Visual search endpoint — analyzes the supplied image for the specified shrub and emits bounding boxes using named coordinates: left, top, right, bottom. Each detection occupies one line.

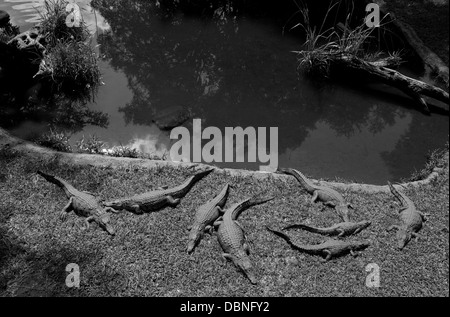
left=44, top=40, right=101, bottom=101
left=293, top=2, right=400, bottom=79
left=104, top=145, right=140, bottom=158
left=39, top=0, right=89, bottom=47
left=38, top=0, right=101, bottom=103
left=35, top=128, right=72, bottom=152
left=75, top=134, right=105, bottom=154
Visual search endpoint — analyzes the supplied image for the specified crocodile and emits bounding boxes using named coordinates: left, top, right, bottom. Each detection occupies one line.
left=104, top=168, right=214, bottom=214
left=266, top=226, right=370, bottom=261
left=283, top=220, right=371, bottom=238
left=278, top=167, right=353, bottom=222
left=37, top=171, right=117, bottom=235
left=387, top=182, right=428, bottom=250
left=186, top=183, right=231, bottom=254
left=215, top=196, right=275, bottom=285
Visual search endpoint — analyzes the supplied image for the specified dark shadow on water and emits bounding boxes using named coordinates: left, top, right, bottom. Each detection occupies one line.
left=2, top=0, right=447, bottom=184
left=86, top=0, right=449, bottom=183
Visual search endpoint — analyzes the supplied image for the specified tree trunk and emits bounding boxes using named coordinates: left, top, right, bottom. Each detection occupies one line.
left=330, top=54, right=449, bottom=114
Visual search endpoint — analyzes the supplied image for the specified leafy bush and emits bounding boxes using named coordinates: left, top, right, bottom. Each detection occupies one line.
left=35, top=129, right=72, bottom=152
left=75, top=134, right=105, bottom=154
left=293, top=3, right=400, bottom=79
left=38, top=0, right=101, bottom=103
left=44, top=40, right=101, bottom=101
left=39, top=0, right=89, bottom=47
left=104, top=145, right=140, bottom=158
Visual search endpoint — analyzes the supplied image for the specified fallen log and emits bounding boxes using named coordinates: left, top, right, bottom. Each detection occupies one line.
left=387, top=13, right=449, bottom=88
left=329, top=54, right=449, bottom=113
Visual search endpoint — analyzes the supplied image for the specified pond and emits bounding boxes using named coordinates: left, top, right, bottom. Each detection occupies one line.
left=1, top=0, right=448, bottom=184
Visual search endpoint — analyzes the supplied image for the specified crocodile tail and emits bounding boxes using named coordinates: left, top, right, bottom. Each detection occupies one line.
left=230, top=196, right=275, bottom=220
left=37, top=171, right=75, bottom=198
left=37, top=171, right=64, bottom=187
left=279, top=168, right=315, bottom=192
left=215, top=183, right=231, bottom=208
left=388, top=181, right=406, bottom=206
left=283, top=223, right=319, bottom=233
left=193, top=168, right=215, bottom=182
left=182, top=168, right=214, bottom=194
left=266, top=226, right=294, bottom=245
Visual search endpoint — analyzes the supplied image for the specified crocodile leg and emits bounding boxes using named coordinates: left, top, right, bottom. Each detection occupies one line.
left=411, top=232, right=421, bottom=241
left=243, top=243, right=250, bottom=255
left=324, top=201, right=336, bottom=208
left=213, top=217, right=223, bottom=229
left=131, top=204, right=143, bottom=214
left=417, top=211, right=429, bottom=222
left=84, top=216, right=94, bottom=230
left=311, top=191, right=319, bottom=203
left=221, top=253, right=232, bottom=266
left=166, top=196, right=181, bottom=207
left=323, top=250, right=332, bottom=261
left=350, top=250, right=358, bottom=257
left=60, top=197, right=74, bottom=220
left=104, top=206, right=120, bottom=214
left=387, top=225, right=400, bottom=232
left=204, top=225, right=216, bottom=235
left=337, top=229, right=345, bottom=238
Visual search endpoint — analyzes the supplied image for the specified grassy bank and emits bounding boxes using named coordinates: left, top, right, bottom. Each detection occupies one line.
left=0, top=144, right=448, bottom=296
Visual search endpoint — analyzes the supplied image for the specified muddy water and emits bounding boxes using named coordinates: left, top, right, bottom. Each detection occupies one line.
left=1, top=0, right=448, bottom=184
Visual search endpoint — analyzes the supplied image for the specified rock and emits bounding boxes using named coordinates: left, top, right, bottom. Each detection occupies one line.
left=152, top=105, right=192, bottom=131
left=0, top=10, right=10, bottom=27
left=8, top=27, right=46, bottom=56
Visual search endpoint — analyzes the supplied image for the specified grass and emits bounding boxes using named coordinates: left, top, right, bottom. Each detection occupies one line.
left=407, top=142, right=449, bottom=182
left=37, top=0, right=101, bottom=103
left=35, top=129, right=167, bottom=160
left=44, top=40, right=101, bottom=102
left=292, top=1, right=401, bottom=79
left=0, top=146, right=448, bottom=297
left=39, top=0, right=89, bottom=47
left=35, top=129, right=73, bottom=153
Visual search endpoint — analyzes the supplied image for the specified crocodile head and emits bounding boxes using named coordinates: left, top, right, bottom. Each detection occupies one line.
left=335, top=203, right=352, bottom=220
left=186, top=225, right=202, bottom=254
left=98, top=213, right=115, bottom=235
left=354, top=240, right=371, bottom=251
left=396, top=228, right=411, bottom=250
left=359, top=220, right=372, bottom=230
left=104, top=200, right=123, bottom=210
left=234, top=252, right=258, bottom=285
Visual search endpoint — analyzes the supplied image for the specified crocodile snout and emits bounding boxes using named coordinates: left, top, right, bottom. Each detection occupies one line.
left=186, top=241, right=196, bottom=254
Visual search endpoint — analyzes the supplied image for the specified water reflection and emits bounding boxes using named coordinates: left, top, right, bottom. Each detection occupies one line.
left=1, top=0, right=448, bottom=184
left=3, top=0, right=110, bottom=33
